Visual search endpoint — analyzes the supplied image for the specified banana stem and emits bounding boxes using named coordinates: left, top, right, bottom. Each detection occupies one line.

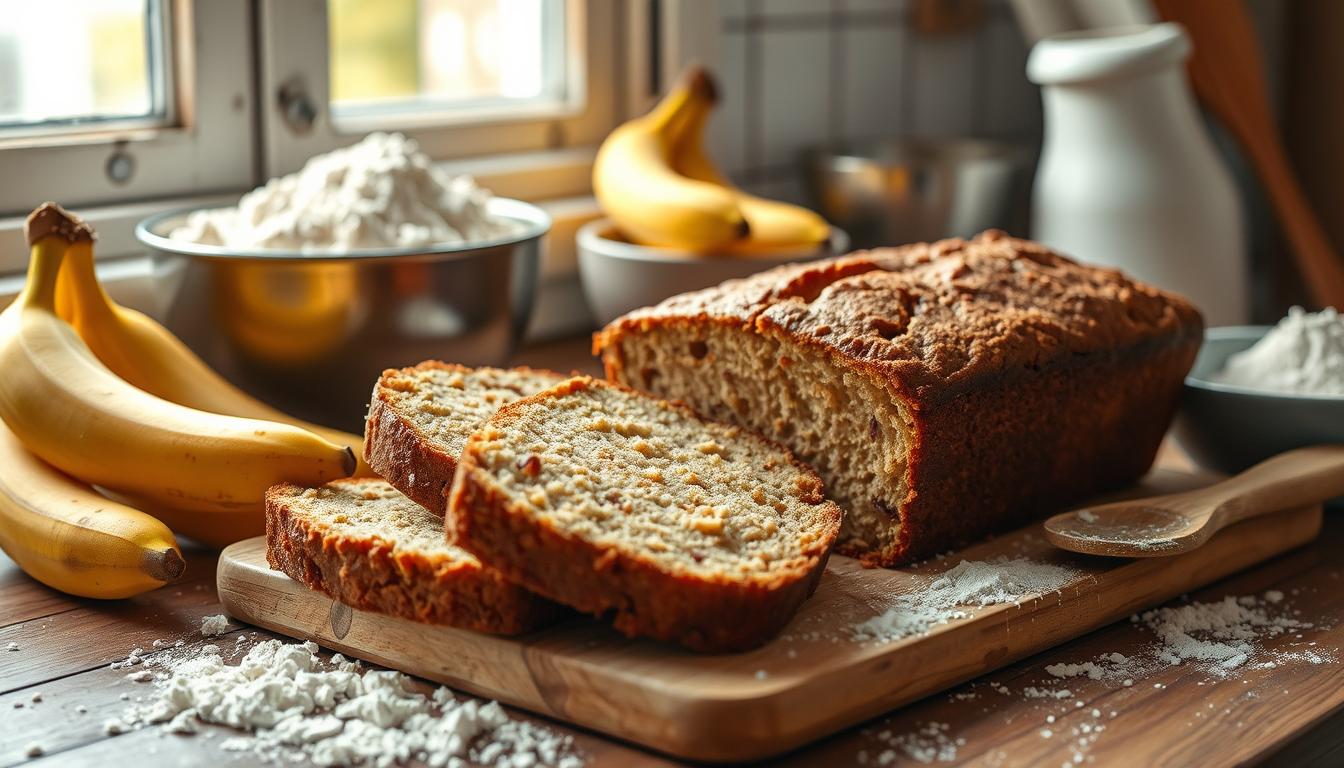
left=21, top=203, right=93, bottom=312
left=645, top=67, right=717, bottom=136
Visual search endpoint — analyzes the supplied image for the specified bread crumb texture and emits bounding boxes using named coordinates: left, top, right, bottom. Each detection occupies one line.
left=469, top=378, right=838, bottom=579
left=278, top=480, right=457, bottom=557
left=377, top=363, right=566, bottom=460
left=266, top=479, right=558, bottom=634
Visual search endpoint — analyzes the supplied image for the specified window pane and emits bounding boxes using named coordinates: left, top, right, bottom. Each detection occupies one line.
left=0, top=0, right=167, bottom=131
left=329, top=0, right=567, bottom=121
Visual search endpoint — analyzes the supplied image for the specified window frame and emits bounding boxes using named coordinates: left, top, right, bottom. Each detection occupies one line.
left=256, top=0, right=621, bottom=180
left=0, top=0, right=256, bottom=220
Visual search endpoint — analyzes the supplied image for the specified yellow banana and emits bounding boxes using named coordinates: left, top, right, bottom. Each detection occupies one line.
left=98, top=489, right=265, bottom=549
left=667, top=69, right=831, bottom=254
left=0, top=204, right=356, bottom=518
left=593, top=68, right=749, bottom=250
left=0, top=422, right=184, bottom=599
left=54, top=239, right=372, bottom=476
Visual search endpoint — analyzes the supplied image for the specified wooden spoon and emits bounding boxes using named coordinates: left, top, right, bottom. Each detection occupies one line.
left=1045, top=445, right=1344, bottom=558
left=1154, top=0, right=1344, bottom=309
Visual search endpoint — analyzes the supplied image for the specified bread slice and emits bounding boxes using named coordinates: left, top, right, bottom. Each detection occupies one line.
left=447, top=376, right=843, bottom=652
left=266, top=478, right=561, bottom=634
left=364, top=362, right=568, bottom=514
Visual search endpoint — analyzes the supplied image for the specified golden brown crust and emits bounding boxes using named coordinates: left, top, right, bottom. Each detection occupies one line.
left=363, top=362, right=568, bottom=515
left=447, top=376, right=841, bottom=653
left=265, top=479, right=562, bottom=635
left=594, top=231, right=1204, bottom=566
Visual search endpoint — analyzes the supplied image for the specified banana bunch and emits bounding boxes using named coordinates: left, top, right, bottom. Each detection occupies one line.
left=54, top=237, right=371, bottom=474
left=593, top=66, right=830, bottom=254
left=0, top=203, right=361, bottom=598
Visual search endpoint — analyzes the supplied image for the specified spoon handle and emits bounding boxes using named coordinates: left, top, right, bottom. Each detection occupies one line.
left=1197, top=445, right=1344, bottom=527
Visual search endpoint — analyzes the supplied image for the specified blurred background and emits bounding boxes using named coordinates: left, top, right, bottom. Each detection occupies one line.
left=0, top=0, right=1339, bottom=337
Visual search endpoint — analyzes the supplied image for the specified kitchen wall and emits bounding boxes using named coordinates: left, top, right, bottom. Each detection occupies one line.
left=704, top=0, right=1041, bottom=204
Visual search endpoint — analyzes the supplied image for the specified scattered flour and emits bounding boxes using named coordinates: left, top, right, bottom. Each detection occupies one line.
left=853, top=558, right=1078, bottom=643
left=113, top=638, right=581, bottom=768
left=170, top=133, right=519, bottom=253
left=1139, top=593, right=1315, bottom=672
left=1029, top=591, right=1326, bottom=690
left=1022, top=687, right=1073, bottom=700
left=200, top=614, right=230, bottom=637
left=1210, top=306, right=1344, bottom=395
left=858, top=722, right=962, bottom=765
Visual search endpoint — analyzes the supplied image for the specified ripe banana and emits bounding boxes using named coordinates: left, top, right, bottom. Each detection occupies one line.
left=593, top=69, right=749, bottom=250
left=0, top=204, right=356, bottom=518
left=0, top=422, right=184, bottom=599
left=54, top=238, right=372, bottom=476
left=668, top=69, right=831, bottom=253
left=99, top=489, right=265, bottom=549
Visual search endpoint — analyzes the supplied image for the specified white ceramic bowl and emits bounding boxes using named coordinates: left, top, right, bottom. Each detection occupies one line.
left=577, top=219, right=850, bottom=325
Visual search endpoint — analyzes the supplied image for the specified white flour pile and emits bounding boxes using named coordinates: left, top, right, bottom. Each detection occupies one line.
left=107, top=632, right=581, bottom=768
left=852, top=558, right=1078, bottom=643
left=170, top=132, right=519, bottom=252
left=1211, top=306, right=1344, bottom=395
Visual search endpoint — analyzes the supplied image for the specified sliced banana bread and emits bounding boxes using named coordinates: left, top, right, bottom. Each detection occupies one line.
left=266, top=479, right=561, bottom=634
left=447, top=376, right=843, bottom=652
left=595, top=230, right=1203, bottom=566
left=364, top=363, right=567, bottom=514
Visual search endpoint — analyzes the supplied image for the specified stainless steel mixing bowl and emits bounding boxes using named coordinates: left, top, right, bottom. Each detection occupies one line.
left=801, top=139, right=1033, bottom=249
left=135, top=198, right=548, bottom=432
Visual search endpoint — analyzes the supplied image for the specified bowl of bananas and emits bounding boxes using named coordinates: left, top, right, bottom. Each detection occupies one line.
left=582, top=66, right=848, bottom=325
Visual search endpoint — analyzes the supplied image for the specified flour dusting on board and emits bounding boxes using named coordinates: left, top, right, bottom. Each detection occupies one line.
left=852, top=557, right=1078, bottom=643
left=109, top=634, right=582, bottom=767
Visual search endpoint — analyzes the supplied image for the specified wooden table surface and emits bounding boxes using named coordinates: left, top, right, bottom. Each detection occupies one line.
left=2, top=339, right=1342, bottom=767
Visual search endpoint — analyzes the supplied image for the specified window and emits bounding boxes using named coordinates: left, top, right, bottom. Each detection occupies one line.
left=0, top=0, right=628, bottom=274
left=329, top=0, right=573, bottom=128
left=259, top=0, right=615, bottom=177
left=0, top=0, right=254, bottom=223
left=0, top=0, right=170, bottom=136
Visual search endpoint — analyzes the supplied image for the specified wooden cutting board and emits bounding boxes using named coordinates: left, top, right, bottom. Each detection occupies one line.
left=216, top=471, right=1322, bottom=763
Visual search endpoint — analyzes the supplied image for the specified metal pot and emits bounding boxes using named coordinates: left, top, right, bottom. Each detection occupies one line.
left=135, top=198, right=548, bottom=432
left=801, top=139, right=1033, bottom=249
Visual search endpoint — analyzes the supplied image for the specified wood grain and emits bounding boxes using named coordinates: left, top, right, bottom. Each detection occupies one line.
left=217, top=481, right=1323, bottom=762
left=2, top=459, right=1342, bottom=765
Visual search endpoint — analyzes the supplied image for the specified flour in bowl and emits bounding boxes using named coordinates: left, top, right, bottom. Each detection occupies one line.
left=1211, top=306, right=1344, bottom=396
left=170, top=132, right=520, bottom=252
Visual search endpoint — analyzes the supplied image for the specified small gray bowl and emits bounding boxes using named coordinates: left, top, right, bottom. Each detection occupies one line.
left=1173, top=326, right=1344, bottom=474
left=577, top=219, right=849, bottom=326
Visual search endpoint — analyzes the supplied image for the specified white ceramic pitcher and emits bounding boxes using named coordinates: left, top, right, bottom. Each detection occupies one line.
left=1028, top=23, right=1248, bottom=325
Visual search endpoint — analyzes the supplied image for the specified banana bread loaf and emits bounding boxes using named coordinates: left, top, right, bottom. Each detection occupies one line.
left=266, top=479, right=560, bottom=634
left=364, top=363, right=567, bottom=514
left=447, top=376, right=843, bottom=652
left=594, top=230, right=1203, bottom=566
